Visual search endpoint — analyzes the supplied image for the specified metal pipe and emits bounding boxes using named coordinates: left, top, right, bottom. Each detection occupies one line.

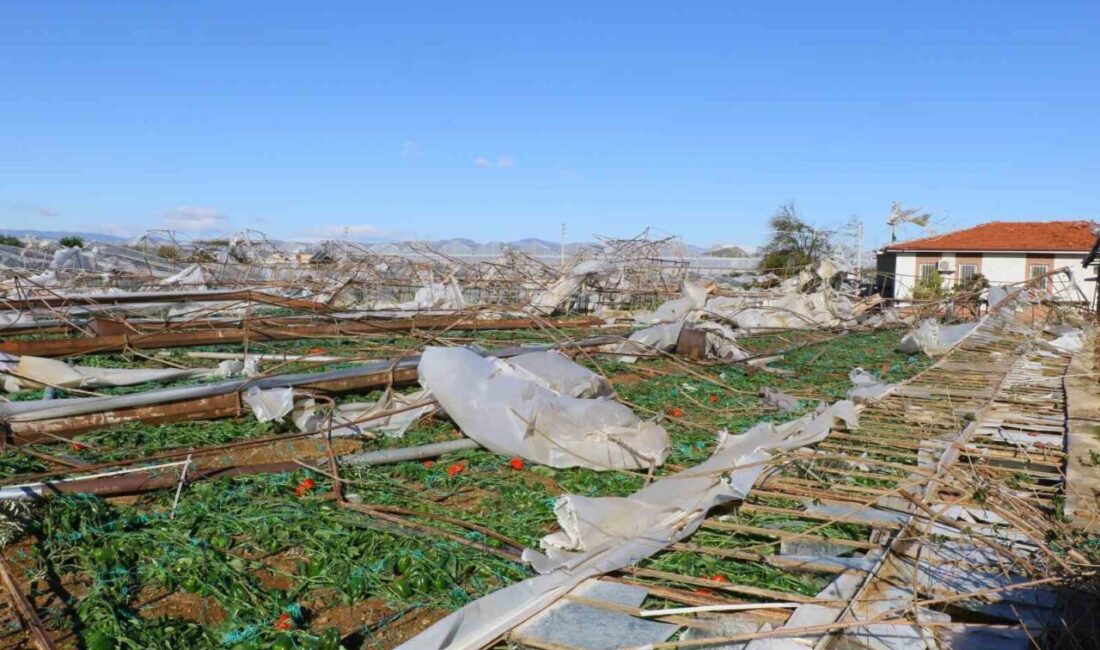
left=341, top=439, right=479, bottom=466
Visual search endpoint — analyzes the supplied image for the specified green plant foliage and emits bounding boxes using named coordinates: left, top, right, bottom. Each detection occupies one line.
left=759, top=202, right=833, bottom=276
left=8, top=327, right=945, bottom=646
left=912, top=269, right=948, bottom=301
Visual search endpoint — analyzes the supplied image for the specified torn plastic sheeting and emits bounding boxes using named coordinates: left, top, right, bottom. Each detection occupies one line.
left=724, top=291, right=853, bottom=331
left=398, top=279, right=466, bottom=311
left=681, top=617, right=770, bottom=650
left=503, top=350, right=614, bottom=398
left=741, top=555, right=879, bottom=649
left=166, top=301, right=247, bottom=321
left=531, top=401, right=858, bottom=570
left=1, top=340, right=584, bottom=422
left=759, top=387, right=800, bottom=412
left=243, top=386, right=295, bottom=422
left=293, top=388, right=439, bottom=438
left=418, top=346, right=668, bottom=470
left=50, top=246, right=97, bottom=270
left=803, top=500, right=910, bottom=527
left=982, top=428, right=1062, bottom=451
left=2, top=355, right=240, bottom=393
left=158, top=263, right=207, bottom=288
left=860, top=308, right=910, bottom=329
left=897, top=319, right=977, bottom=357
left=1048, top=329, right=1084, bottom=353
left=777, top=539, right=855, bottom=557
left=527, top=260, right=617, bottom=315
left=766, top=555, right=876, bottom=573
left=920, top=541, right=1003, bottom=567
left=396, top=400, right=857, bottom=650
left=987, top=285, right=1010, bottom=307
left=0, top=312, right=37, bottom=327
left=847, top=368, right=895, bottom=402
left=2, top=270, right=58, bottom=300
left=936, top=625, right=1034, bottom=650
left=694, top=321, right=750, bottom=362
left=513, top=579, right=679, bottom=650
left=614, top=321, right=683, bottom=363
left=905, top=560, right=1059, bottom=625
left=634, top=280, right=710, bottom=325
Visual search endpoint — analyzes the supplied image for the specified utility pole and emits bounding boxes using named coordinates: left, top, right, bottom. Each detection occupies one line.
left=856, top=217, right=863, bottom=287
left=560, top=222, right=566, bottom=270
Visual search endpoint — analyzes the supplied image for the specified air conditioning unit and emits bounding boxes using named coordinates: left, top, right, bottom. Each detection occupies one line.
left=937, top=259, right=953, bottom=273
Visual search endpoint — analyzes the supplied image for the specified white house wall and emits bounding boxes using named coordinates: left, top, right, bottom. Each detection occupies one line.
left=1055, top=255, right=1095, bottom=302
left=894, top=253, right=918, bottom=298
left=891, top=252, right=1093, bottom=303
left=980, top=254, right=1026, bottom=286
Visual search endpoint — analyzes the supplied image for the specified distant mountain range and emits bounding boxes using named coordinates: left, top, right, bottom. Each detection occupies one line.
left=0, top=228, right=127, bottom=243
left=369, top=238, right=755, bottom=257
left=0, top=229, right=757, bottom=258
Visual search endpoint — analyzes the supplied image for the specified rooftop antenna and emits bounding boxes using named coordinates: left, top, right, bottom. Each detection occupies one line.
left=887, top=202, right=931, bottom=242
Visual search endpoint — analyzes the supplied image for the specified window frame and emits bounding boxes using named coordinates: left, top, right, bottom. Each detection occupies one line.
left=1028, top=263, right=1050, bottom=288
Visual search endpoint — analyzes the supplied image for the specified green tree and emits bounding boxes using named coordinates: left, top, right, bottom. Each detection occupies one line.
left=0, top=235, right=23, bottom=247
left=760, top=202, right=833, bottom=276
left=58, top=236, right=85, bottom=248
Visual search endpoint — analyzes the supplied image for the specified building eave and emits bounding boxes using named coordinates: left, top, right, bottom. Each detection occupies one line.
left=882, top=248, right=1089, bottom=255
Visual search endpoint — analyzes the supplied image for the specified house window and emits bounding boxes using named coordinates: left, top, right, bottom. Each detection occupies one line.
left=919, top=263, right=937, bottom=281
left=1029, top=263, right=1049, bottom=288
left=958, top=264, right=978, bottom=282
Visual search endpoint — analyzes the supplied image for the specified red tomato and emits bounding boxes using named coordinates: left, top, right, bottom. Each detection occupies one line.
left=71, top=442, right=87, bottom=452
left=708, top=394, right=719, bottom=403
left=666, top=406, right=684, bottom=418
left=709, top=574, right=729, bottom=583
left=422, top=460, right=435, bottom=468
left=294, top=478, right=316, bottom=497
left=447, top=463, right=465, bottom=477
left=274, top=613, right=293, bottom=630
left=509, top=458, right=525, bottom=471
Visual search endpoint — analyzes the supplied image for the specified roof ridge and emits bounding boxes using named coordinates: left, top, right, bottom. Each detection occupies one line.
left=885, top=220, right=1097, bottom=253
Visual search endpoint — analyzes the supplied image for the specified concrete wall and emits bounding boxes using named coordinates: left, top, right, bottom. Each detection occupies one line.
left=891, top=251, right=1093, bottom=303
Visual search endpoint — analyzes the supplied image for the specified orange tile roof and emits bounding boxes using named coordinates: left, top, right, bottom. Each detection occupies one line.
left=886, top=220, right=1097, bottom=253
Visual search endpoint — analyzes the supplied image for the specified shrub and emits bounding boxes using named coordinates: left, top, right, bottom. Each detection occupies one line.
left=912, top=269, right=948, bottom=301
left=155, top=244, right=182, bottom=260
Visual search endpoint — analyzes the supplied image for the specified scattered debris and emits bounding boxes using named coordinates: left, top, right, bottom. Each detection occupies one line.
left=0, top=231, right=1095, bottom=649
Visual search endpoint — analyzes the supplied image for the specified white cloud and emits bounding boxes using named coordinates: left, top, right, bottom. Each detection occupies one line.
left=402, top=140, right=419, bottom=157
left=161, top=206, right=230, bottom=233
left=474, top=154, right=516, bottom=169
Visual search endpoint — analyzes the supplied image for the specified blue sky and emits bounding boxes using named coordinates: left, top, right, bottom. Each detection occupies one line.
left=1, top=2, right=1098, bottom=249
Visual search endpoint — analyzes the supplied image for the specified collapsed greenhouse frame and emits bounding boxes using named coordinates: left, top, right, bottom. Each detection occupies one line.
left=0, top=231, right=1096, bottom=650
